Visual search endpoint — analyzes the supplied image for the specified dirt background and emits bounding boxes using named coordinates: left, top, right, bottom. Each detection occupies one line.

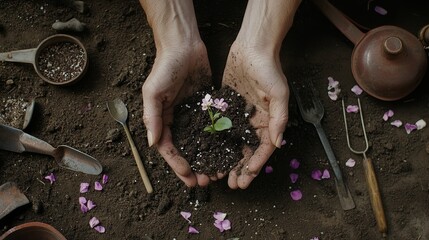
left=1, top=0, right=429, bottom=239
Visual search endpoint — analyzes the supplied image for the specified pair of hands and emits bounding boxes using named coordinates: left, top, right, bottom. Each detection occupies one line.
left=142, top=39, right=289, bottom=189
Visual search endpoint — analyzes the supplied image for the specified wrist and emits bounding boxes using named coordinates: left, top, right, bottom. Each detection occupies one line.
left=140, top=0, right=202, bottom=49
left=236, top=0, right=301, bottom=53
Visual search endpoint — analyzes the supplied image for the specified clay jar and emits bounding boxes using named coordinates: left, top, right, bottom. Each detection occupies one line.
left=313, top=0, right=428, bottom=101
left=0, top=222, right=66, bottom=240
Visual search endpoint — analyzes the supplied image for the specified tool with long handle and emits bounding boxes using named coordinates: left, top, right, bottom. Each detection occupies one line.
left=107, top=99, right=153, bottom=194
left=342, top=98, right=387, bottom=235
left=291, top=80, right=355, bottom=210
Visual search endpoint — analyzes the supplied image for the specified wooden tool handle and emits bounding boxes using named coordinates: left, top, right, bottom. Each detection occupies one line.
left=124, top=125, right=153, bottom=194
left=363, top=158, right=387, bottom=235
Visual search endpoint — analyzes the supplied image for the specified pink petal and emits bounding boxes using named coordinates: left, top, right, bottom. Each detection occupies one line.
left=346, top=105, right=359, bottom=113
left=281, top=139, right=287, bottom=146
left=405, top=123, right=417, bottom=134
left=289, top=173, right=299, bottom=183
left=221, top=219, right=231, bottom=231
left=213, top=212, right=227, bottom=221
left=416, top=119, right=426, bottom=130
left=390, top=120, right=402, bottom=127
left=265, top=166, right=273, bottom=174
left=328, top=91, right=339, bottom=101
left=383, top=110, right=394, bottom=121
left=327, top=77, right=339, bottom=90
left=79, top=197, right=87, bottom=205
left=87, top=200, right=96, bottom=210
left=321, top=169, right=330, bottom=179
left=188, top=226, right=199, bottom=234
left=374, top=6, right=387, bottom=15
left=180, top=211, right=192, bottom=223
left=102, top=174, right=108, bottom=184
left=289, top=159, right=300, bottom=169
left=44, top=173, right=56, bottom=184
left=311, top=237, right=320, bottom=240
left=80, top=203, right=88, bottom=213
left=311, top=169, right=322, bottom=181
left=290, top=190, right=302, bottom=201
left=345, top=158, right=356, bottom=167
left=89, top=217, right=100, bottom=228
left=80, top=182, right=90, bottom=193
left=94, top=181, right=103, bottom=191
left=351, top=85, right=363, bottom=95
left=214, top=220, right=224, bottom=232
left=94, top=225, right=105, bottom=233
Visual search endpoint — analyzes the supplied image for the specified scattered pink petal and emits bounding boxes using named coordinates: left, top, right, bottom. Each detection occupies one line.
left=281, top=139, right=287, bottom=146
left=321, top=169, right=330, bottom=179
left=390, top=120, right=402, bottom=127
left=310, top=237, right=320, bottom=240
left=213, top=212, right=227, bottom=221
left=383, top=110, right=394, bottom=121
left=44, top=173, right=56, bottom=184
left=374, top=5, right=387, bottom=15
left=79, top=197, right=87, bottom=205
left=89, top=217, right=100, bottom=228
left=221, top=219, right=231, bottom=231
left=80, top=182, right=90, bottom=193
left=102, top=174, right=108, bottom=184
left=345, top=158, right=356, bottom=167
left=290, top=159, right=300, bottom=169
left=311, top=169, right=322, bottom=181
left=346, top=105, right=359, bottom=113
left=265, top=166, right=273, bottom=174
left=327, top=77, right=339, bottom=90
left=351, top=85, right=363, bottom=95
left=416, top=119, right=426, bottom=130
left=87, top=200, right=96, bottom=210
left=289, top=173, right=299, bottom=183
left=94, top=225, right=105, bottom=233
left=290, top=190, right=302, bottom=201
left=328, top=88, right=341, bottom=101
left=94, top=181, right=103, bottom=191
left=405, top=123, right=417, bottom=134
left=180, top=211, right=192, bottom=223
left=188, top=226, right=199, bottom=234
left=80, top=203, right=88, bottom=213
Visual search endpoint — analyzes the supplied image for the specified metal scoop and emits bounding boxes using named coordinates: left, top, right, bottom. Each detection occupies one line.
left=0, top=124, right=102, bottom=175
left=107, top=98, right=153, bottom=193
left=291, top=80, right=355, bottom=210
left=342, top=98, right=387, bottom=235
left=0, top=182, right=29, bottom=220
left=0, top=34, right=88, bottom=86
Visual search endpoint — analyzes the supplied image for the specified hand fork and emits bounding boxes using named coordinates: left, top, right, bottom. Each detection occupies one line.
left=342, top=98, right=387, bottom=235
left=291, top=80, right=355, bottom=210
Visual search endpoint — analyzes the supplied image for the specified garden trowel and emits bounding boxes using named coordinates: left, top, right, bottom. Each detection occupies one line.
left=0, top=182, right=29, bottom=220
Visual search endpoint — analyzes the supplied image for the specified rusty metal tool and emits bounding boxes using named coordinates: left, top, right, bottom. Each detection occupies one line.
left=291, top=80, right=355, bottom=210
left=341, top=98, right=387, bottom=235
left=0, top=124, right=102, bottom=175
left=0, top=182, right=29, bottom=220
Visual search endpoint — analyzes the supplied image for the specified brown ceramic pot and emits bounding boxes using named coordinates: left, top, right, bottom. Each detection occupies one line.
left=0, top=222, right=66, bottom=240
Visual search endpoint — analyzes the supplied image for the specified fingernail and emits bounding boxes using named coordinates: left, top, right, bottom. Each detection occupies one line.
left=147, top=130, right=154, bottom=147
left=275, top=134, right=283, bottom=148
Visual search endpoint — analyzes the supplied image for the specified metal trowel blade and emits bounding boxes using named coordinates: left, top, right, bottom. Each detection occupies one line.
left=0, top=182, right=29, bottom=220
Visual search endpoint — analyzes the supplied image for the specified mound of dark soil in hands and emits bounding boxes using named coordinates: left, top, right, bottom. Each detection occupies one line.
left=172, top=86, right=259, bottom=175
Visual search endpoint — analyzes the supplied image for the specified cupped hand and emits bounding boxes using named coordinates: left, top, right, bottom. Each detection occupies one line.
left=142, top=41, right=212, bottom=187
left=222, top=41, right=290, bottom=189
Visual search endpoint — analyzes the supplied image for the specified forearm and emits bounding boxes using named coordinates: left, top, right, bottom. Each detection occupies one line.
left=139, top=0, right=201, bottom=49
left=237, top=0, right=302, bottom=54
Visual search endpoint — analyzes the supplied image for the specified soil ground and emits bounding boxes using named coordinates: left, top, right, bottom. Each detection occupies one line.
left=1, top=0, right=429, bottom=239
